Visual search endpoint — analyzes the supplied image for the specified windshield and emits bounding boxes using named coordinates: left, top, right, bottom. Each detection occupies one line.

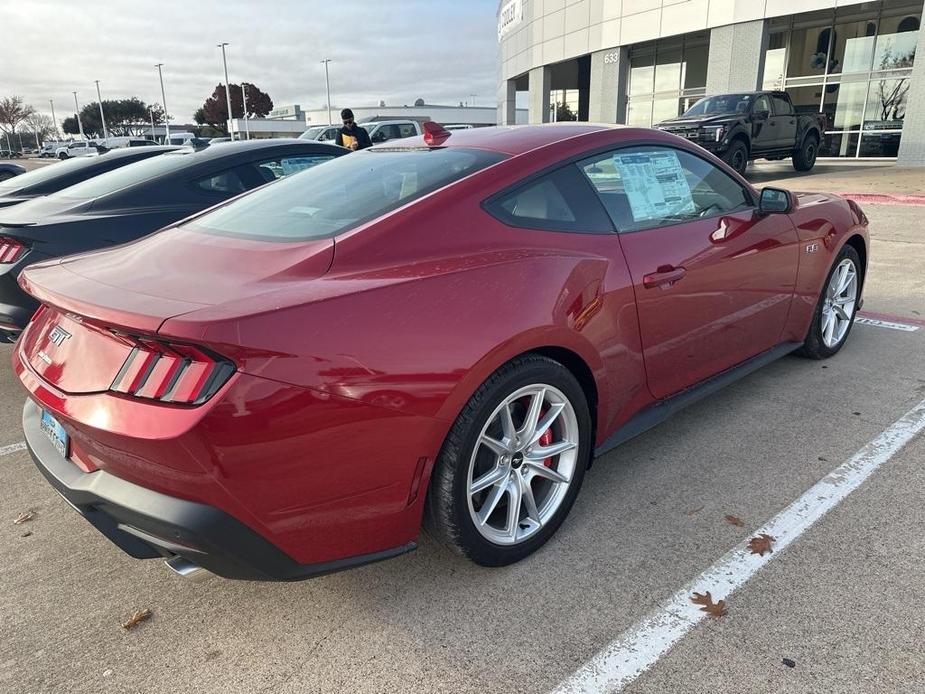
left=683, top=94, right=755, bottom=117
left=0, top=157, right=101, bottom=194
left=188, top=147, right=506, bottom=241
left=299, top=127, right=327, bottom=140
left=50, top=151, right=191, bottom=200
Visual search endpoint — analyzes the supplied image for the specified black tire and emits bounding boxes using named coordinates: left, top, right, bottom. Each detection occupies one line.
left=58, top=152, right=67, bottom=160
left=793, top=132, right=819, bottom=172
left=796, top=244, right=862, bottom=359
left=723, top=139, right=749, bottom=176
left=425, top=354, right=592, bottom=566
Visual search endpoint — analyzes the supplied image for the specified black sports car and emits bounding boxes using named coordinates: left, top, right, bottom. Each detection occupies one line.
left=0, top=147, right=178, bottom=209
left=0, top=139, right=345, bottom=338
left=0, top=163, right=26, bottom=182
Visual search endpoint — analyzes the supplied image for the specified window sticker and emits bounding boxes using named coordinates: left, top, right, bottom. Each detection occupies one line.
left=612, top=150, right=695, bottom=222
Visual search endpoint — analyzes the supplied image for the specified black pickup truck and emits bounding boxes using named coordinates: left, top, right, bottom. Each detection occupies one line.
left=655, top=91, right=825, bottom=175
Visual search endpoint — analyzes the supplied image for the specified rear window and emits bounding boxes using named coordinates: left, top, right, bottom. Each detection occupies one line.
left=50, top=151, right=191, bottom=200
left=187, top=147, right=506, bottom=241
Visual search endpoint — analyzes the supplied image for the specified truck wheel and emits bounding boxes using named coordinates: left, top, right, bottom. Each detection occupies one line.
left=793, top=133, right=819, bottom=172
left=722, top=140, right=748, bottom=176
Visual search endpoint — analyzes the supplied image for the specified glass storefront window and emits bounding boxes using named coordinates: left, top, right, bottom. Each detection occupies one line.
left=830, top=19, right=878, bottom=74
left=860, top=131, right=903, bottom=157
left=629, top=51, right=655, bottom=96
left=683, top=43, right=708, bottom=89
left=787, top=85, right=825, bottom=116
left=654, top=47, right=683, bottom=92
left=826, top=81, right=868, bottom=131
left=652, top=97, right=681, bottom=123
left=820, top=132, right=860, bottom=157
left=626, top=99, right=653, bottom=127
left=763, top=33, right=787, bottom=89
left=864, top=77, right=910, bottom=130
left=873, top=14, right=920, bottom=70
left=787, top=25, right=832, bottom=78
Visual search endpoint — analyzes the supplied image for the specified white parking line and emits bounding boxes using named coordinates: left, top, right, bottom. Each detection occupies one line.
left=553, top=397, right=925, bottom=694
left=0, top=442, right=26, bottom=456
left=855, top=317, right=920, bottom=332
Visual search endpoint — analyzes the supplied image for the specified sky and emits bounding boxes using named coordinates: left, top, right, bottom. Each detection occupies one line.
left=3, top=0, right=500, bottom=125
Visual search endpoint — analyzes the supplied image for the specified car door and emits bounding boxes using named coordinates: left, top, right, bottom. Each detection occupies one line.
left=578, top=145, right=800, bottom=399
left=771, top=93, right=798, bottom=149
left=750, top=95, right=776, bottom=153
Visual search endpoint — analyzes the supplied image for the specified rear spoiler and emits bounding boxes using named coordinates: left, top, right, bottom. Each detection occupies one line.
left=18, top=260, right=206, bottom=334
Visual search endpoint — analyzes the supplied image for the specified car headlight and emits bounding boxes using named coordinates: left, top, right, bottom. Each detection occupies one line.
left=703, top=125, right=727, bottom=142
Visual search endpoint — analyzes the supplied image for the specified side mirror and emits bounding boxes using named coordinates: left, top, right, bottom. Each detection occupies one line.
left=759, top=187, right=792, bottom=214
left=753, top=110, right=770, bottom=121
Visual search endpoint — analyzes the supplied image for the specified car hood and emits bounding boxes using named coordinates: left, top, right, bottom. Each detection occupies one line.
left=657, top=113, right=740, bottom=128
left=19, top=225, right=336, bottom=333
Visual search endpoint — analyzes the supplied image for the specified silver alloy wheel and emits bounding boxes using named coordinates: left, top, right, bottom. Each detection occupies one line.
left=466, top=384, right=580, bottom=546
left=821, top=258, right=858, bottom=348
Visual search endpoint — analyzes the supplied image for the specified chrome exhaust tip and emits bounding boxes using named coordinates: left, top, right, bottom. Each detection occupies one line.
left=164, top=555, right=212, bottom=583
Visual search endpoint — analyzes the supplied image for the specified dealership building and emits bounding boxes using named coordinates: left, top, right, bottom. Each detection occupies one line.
left=497, top=0, right=925, bottom=164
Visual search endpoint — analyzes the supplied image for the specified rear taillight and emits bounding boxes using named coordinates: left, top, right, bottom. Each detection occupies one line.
left=0, top=236, right=26, bottom=263
left=110, top=336, right=234, bottom=405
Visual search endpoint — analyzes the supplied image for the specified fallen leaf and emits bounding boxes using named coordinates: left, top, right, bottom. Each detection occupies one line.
left=782, top=658, right=796, bottom=668
left=13, top=510, right=34, bottom=525
left=748, top=533, right=775, bottom=556
left=121, top=608, right=152, bottom=630
left=691, top=591, right=727, bottom=618
left=724, top=514, right=745, bottom=527
left=685, top=505, right=704, bottom=516
left=20, top=531, right=32, bottom=538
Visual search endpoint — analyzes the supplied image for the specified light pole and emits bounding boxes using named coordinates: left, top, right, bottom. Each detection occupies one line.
left=468, top=94, right=477, bottom=107
left=72, top=91, right=85, bottom=139
left=49, top=99, right=59, bottom=138
left=155, top=63, right=171, bottom=141
left=321, top=59, right=332, bottom=126
left=241, top=83, right=250, bottom=140
left=149, top=104, right=156, bottom=142
left=94, top=80, right=109, bottom=139
left=218, top=43, right=235, bottom=140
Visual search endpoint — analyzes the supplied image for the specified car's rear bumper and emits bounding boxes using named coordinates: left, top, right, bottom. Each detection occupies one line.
left=22, top=399, right=415, bottom=581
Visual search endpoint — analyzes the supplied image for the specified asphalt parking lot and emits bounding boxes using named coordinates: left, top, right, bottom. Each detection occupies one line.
left=2, top=177, right=924, bottom=693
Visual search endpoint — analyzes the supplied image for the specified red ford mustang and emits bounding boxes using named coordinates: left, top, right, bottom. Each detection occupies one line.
left=14, top=124, right=869, bottom=580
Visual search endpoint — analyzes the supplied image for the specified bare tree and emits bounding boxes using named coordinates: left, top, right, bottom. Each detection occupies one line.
left=0, top=96, right=36, bottom=139
left=23, top=112, right=56, bottom=146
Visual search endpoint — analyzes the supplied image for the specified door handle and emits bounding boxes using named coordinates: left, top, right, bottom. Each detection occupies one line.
left=643, top=265, right=687, bottom=289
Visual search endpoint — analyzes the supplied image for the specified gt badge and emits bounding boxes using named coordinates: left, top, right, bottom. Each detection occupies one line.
left=48, top=325, right=72, bottom=347
left=805, top=243, right=819, bottom=254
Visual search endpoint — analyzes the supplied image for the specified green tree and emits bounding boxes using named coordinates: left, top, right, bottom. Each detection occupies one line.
left=62, top=98, right=168, bottom=137
left=195, top=83, right=273, bottom=134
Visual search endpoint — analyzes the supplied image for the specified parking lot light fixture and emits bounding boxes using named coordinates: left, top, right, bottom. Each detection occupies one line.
left=218, top=43, right=234, bottom=140
left=155, top=63, right=171, bottom=141
left=49, top=99, right=59, bottom=138
left=72, top=91, right=85, bottom=140
left=321, top=59, right=332, bottom=126
left=94, top=80, right=109, bottom=139
left=241, top=83, right=250, bottom=140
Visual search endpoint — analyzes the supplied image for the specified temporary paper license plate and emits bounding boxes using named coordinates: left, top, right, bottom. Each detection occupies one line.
left=40, top=409, right=69, bottom=458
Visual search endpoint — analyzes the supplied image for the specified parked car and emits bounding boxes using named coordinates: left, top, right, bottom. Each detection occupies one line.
left=209, top=137, right=232, bottom=144
left=444, top=124, right=475, bottom=130
left=0, top=150, right=23, bottom=159
left=11, top=123, right=869, bottom=581
left=97, top=137, right=159, bottom=150
left=0, top=139, right=344, bottom=338
left=0, top=163, right=26, bottom=182
left=298, top=125, right=340, bottom=143
left=165, top=132, right=197, bottom=146
left=655, top=90, right=825, bottom=175
left=0, top=146, right=178, bottom=210
left=362, top=120, right=422, bottom=144
left=39, top=143, right=64, bottom=158
left=55, top=141, right=99, bottom=159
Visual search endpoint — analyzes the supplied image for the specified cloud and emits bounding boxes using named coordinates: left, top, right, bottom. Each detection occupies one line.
left=3, top=0, right=499, bottom=124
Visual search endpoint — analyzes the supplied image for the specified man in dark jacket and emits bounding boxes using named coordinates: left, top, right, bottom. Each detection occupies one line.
left=335, top=109, right=372, bottom=151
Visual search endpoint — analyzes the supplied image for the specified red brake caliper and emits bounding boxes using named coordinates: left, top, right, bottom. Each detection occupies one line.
left=537, top=408, right=554, bottom=468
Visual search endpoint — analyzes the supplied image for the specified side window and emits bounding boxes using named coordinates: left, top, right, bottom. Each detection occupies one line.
left=486, top=165, right=613, bottom=234
left=771, top=94, right=793, bottom=116
left=753, top=95, right=772, bottom=115
left=319, top=128, right=338, bottom=142
left=196, top=170, right=246, bottom=194
left=579, top=146, right=753, bottom=233
left=256, top=155, right=335, bottom=180
left=397, top=123, right=417, bottom=138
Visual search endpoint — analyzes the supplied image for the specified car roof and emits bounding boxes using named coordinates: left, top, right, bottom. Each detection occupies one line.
left=184, top=138, right=341, bottom=161
left=370, top=123, right=620, bottom=157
